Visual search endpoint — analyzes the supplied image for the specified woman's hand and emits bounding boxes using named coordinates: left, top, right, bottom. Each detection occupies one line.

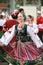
left=0, top=42, right=4, bottom=46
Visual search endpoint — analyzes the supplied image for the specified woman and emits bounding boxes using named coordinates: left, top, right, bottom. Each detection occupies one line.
left=0, top=13, right=43, bottom=65
left=26, top=15, right=39, bottom=34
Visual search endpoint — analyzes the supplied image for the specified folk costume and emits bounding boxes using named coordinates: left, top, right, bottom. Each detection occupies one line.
left=0, top=23, right=43, bottom=65
left=0, top=19, right=19, bottom=64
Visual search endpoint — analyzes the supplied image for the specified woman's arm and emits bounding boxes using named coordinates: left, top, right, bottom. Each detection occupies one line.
left=27, top=26, right=43, bottom=48
left=0, top=25, right=15, bottom=46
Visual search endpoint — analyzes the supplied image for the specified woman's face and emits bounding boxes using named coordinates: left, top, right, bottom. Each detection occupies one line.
left=26, top=16, right=31, bottom=24
left=17, top=13, right=24, bottom=23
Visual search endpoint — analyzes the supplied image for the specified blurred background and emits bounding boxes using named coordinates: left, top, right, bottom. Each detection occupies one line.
left=0, top=0, right=43, bottom=22
left=0, top=0, right=43, bottom=13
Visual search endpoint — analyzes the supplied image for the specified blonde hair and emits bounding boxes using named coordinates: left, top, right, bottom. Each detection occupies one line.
left=28, top=15, right=34, bottom=21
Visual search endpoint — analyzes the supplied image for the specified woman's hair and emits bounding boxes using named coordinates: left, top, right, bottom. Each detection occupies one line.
left=28, top=15, right=34, bottom=21
left=0, top=15, right=3, bottom=19
left=11, top=14, right=18, bottom=19
left=19, top=8, right=24, bottom=12
left=11, top=11, right=19, bottom=19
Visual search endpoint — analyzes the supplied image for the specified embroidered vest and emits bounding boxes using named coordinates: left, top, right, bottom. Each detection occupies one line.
left=15, top=24, right=30, bottom=42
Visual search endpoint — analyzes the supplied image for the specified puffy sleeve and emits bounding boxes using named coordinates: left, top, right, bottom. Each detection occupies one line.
left=32, top=23, right=38, bottom=33
left=27, top=26, right=43, bottom=48
left=0, top=25, right=15, bottom=46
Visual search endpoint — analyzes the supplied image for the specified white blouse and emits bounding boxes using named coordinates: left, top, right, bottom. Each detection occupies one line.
left=0, top=24, right=43, bottom=48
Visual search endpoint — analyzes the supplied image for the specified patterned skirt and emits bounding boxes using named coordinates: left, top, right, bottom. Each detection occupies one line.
left=6, top=42, right=42, bottom=61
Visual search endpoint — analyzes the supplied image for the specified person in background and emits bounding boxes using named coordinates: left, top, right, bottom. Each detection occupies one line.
left=36, top=11, right=43, bottom=42
left=25, top=15, right=38, bottom=33
left=3, top=9, right=19, bottom=31
left=0, top=12, right=6, bottom=38
left=5, top=11, right=10, bottom=20
left=25, top=15, right=34, bottom=25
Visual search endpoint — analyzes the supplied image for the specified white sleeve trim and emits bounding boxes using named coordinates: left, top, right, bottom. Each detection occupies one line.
left=27, top=26, right=43, bottom=48
left=0, top=25, right=15, bottom=46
